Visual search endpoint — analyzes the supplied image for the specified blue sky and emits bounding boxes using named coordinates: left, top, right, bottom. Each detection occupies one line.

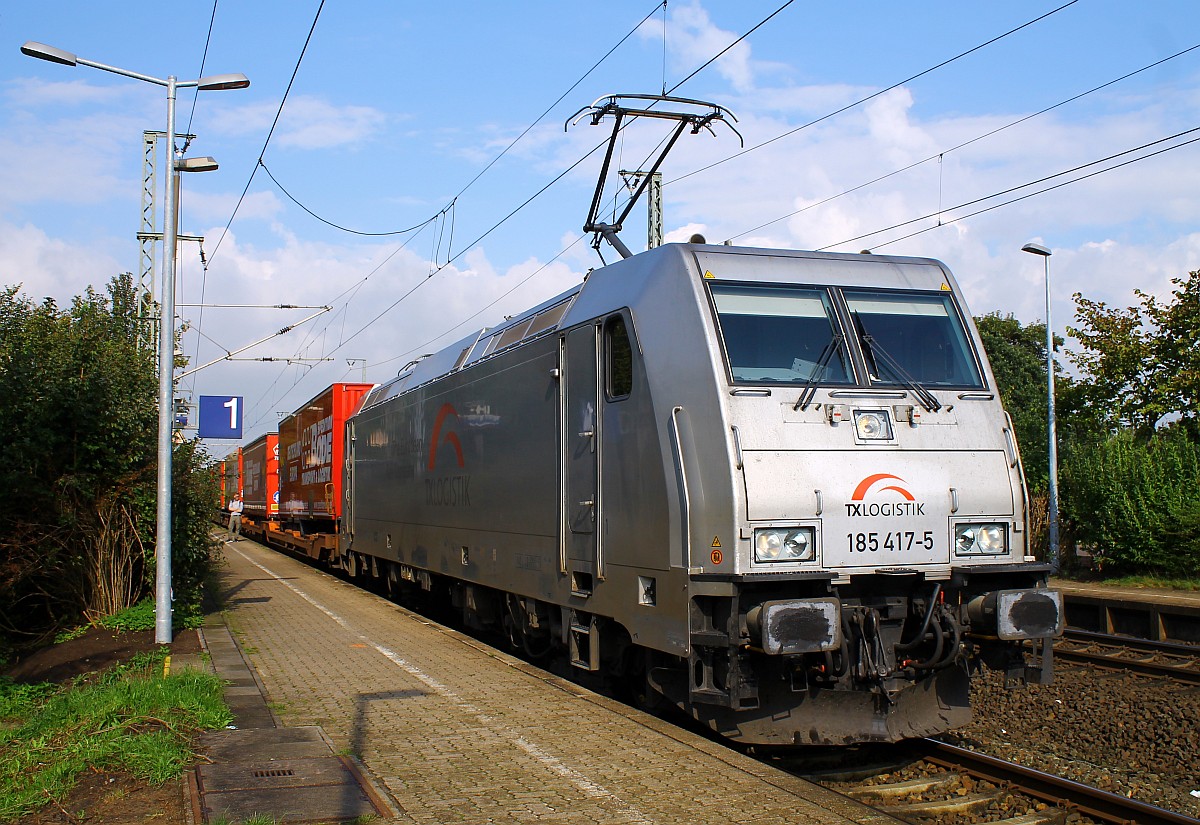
left=4, top=1, right=1200, bottom=446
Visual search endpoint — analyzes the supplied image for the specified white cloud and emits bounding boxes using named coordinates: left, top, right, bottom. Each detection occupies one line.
left=174, top=230, right=585, bottom=437
left=181, top=190, right=283, bottom=225
left=0, top=221, right=123, bottom=301
left=5, top=77, right=128, bottom=109
left=207, top=95, right=387, bottom=150
left=657, top=1, right=757, bottom=94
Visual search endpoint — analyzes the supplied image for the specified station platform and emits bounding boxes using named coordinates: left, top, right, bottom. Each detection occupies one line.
left=193, top=538, right=900, bottom=825
left=1052, top=577, right=1200, bottom=643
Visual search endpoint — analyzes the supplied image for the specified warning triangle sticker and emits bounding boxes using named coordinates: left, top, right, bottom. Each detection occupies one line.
left=711, top=536, right=722, bottom=548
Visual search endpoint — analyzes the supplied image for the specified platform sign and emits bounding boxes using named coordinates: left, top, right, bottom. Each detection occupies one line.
left=198, top=395, right=244, bottom=439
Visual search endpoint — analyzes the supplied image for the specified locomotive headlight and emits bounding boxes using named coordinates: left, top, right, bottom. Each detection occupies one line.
left=956, top=527, right=977, bottom=554
left=954, top=523, right=1008, bottom=555
left=754, top=527, right=816, bottom=563
left=853, top=409, right=893, bottom=441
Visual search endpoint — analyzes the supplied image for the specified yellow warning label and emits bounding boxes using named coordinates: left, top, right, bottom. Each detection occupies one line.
left=703, top=270, right=715, bottom=279
left=711, top=536, right=722, bottom=548
left=940, top=283, right=951, bottom=291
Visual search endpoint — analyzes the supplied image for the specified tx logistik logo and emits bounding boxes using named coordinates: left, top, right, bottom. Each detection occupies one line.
left=426, top=403, right=470, bottom=507
left=846, top=473, right=925, bottom=517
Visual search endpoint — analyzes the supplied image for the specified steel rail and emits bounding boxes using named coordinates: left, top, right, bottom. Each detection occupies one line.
left=1055, top=630, right=1200, bottom=685
left=1063, top=628, right=1200, bottom=654
left=916, top=739, right=1199, bottom=825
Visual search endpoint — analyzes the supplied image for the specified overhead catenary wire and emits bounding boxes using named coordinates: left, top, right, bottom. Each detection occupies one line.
left=259, top=160, right=449, bottom=237
left=819, top=125, right=1200, bottom=252
left=329, top=138, right=607, bottom=355
left=608, top=0, right=1085, bottom=245
left=610, top=1, right=800, bottom=232
left=252, top=2, right=666, bottom=241
left=665, top=0, right=1082, bottom=189
left=233, top=1, right=1086, bottom=433
left=665, top=0, right=796, bottom=96
left=187, top=0, right=329, bottom=411
left=242, top=132, right=610, bottom=431
left=372, top=233, right=590, bottom=372
left=725, top=40, right=1200, bottom=243
left=258, top=0, right=1065, bottom=409
left=180, top=0, right=220, bottom=155
left=177, top=307, right=332, bottom=380
left=206, top=0, right=328, bottom=266
left=237, top=2, right=667, bottom=430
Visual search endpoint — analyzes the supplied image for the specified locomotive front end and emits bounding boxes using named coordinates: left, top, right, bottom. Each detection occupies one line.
left=667, top=247, right=1062, bottom=745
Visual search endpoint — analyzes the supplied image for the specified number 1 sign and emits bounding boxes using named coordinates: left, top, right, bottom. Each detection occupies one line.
left=198, top=395, right=244, bottom=439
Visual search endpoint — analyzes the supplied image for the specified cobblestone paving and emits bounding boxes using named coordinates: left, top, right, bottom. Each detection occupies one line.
left=218, top=542, right=895, bottom=825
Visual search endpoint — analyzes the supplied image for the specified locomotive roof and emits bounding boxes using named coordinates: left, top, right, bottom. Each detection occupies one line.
left=358, top=242, right=960, bottom=412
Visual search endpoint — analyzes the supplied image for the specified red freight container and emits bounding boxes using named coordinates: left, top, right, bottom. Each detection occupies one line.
left=241, top=433, right=279, bottom=520
left=278, top=383, right=373, bottom=527
left=214, top=459, right=227, bottom=511
left=219, top=449, right=243, bottom=509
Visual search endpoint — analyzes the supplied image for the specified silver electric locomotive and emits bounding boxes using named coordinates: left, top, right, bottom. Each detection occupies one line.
left=340, top=241, right=1062, bottom=746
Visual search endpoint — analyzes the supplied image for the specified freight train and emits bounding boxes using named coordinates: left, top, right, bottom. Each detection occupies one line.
left=218, top=240, right=1063, bottom=746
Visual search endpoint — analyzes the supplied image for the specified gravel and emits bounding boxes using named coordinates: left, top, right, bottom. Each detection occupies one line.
left=938, top=661, right=1200, bottom=819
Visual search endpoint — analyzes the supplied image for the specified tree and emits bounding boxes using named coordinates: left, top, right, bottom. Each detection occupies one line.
left=976, top=313, right=1052, bottom=490
left=1067, top=270, right=1200, bottom=434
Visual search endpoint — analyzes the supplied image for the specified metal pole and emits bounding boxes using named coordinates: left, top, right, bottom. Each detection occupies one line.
left=20, top=42, right=247, bottom=646
left=1044, top=254, right=1060, bottom=574
left=155, top=76, right=178, bottom=644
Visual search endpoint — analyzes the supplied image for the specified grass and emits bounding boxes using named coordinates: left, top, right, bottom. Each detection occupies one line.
left=0, top=649, right=231, bottom=822
left=53, top=597, right=208, bottom=646
left=98, top=598, right=208, bottom=633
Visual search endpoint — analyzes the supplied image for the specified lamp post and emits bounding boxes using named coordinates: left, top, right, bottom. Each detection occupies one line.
left=21, top=41, right=249, bottom=643
left=1021, top=242, right=1058, bottom=575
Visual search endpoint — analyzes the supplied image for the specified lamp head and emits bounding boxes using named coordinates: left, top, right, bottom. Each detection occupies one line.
left=196, top=73, right=249, bottom=91
left=21, top=41, right=77, bottom=66
left=176, top=156, right=219, bottom=173
left=1021, top=242, right=1051, bottom=257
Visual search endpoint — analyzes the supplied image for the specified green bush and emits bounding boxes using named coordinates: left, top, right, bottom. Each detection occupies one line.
left=1062, top=427, right=1200, bottom=576
left=0, top=275, right=219, bottom=646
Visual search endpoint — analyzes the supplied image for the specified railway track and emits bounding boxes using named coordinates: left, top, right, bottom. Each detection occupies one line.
left=1054, top=629, right=1200, bottom=684
left=777, top=739, right=1199, bottom=825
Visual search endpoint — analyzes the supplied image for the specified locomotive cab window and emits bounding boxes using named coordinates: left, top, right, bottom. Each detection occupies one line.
left=710, top=283, right=852, bottom=384
left=605, top=314, right=633, bottom=400
left=843, top=290, right=984, bottom=388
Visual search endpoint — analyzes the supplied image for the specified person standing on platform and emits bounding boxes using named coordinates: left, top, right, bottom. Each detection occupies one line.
left=227, top=494, right=244, bottom=542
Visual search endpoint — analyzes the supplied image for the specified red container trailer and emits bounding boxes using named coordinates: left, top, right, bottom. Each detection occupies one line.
left=241, top=433, right=279, bottom=522
left=278, top=383, right=373, bottom=532
left=219, top=449, right=242, bottom=509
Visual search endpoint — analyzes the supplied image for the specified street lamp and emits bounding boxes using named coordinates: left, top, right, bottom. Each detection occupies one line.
left=21, top=41, right=249, bottom=643
left=1021, top=241, right=1059, bottom=575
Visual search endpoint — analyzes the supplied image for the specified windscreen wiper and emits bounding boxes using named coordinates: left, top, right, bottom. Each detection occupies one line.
left=793, top=334, right=844, bottom=411
left=851, top=313, right=942, bottom=413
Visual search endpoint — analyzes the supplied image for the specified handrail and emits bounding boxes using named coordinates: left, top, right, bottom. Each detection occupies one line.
left=669, top=406, right=692, bottom=566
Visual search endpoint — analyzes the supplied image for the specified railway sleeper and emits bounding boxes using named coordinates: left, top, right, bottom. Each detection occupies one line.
left=845, top=774, right=960, bottom=800
left=987, top=812, right=1068, bottom=825
left=876, top=789, right=1006, bottom=818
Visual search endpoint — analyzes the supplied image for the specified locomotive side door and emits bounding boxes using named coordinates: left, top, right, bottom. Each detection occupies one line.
left=560, top=321, right=602, bottom=591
